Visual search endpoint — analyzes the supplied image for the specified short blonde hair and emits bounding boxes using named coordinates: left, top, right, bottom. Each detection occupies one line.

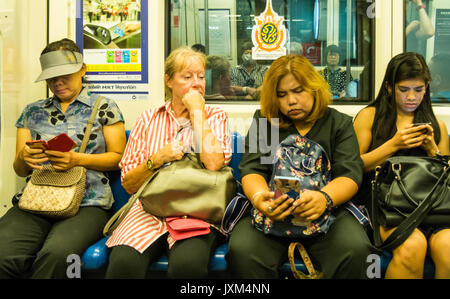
left=260, top=54, right=332, bottom=128
left=164, top=47, right=207, bottom=101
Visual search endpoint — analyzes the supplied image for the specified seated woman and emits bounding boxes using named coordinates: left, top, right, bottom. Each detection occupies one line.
left=0, top=38, right=126, bottom=278
left=226, top=54, right=373, bottom=279
left=353, top=52, right=450, bottom=279
left=105, top=47, right=232, bottom=279
left=319, top=45, right=353, bottom=99
left=230, top=41, right=268, bottom=99
left=204, top=55, right=235, bottom=100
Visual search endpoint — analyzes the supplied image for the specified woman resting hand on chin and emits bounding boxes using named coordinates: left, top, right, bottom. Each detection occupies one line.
left=105, top=47, right=232, bottom=279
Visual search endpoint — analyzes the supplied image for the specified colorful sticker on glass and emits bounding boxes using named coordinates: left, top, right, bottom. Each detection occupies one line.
left=252, top=0, right=287, bottom=60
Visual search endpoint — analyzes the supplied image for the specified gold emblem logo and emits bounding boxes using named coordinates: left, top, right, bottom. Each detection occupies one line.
left=252, top=0, right=287, bottom=60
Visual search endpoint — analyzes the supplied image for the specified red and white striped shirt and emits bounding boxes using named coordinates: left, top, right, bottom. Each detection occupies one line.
left=106, top=101, right=232, bottom=253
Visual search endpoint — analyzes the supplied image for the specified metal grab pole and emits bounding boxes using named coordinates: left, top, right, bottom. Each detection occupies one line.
left=204, top=0, right=209, bottom=55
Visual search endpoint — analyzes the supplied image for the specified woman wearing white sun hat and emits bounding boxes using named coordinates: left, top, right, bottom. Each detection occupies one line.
left=0, top=38, right=126, bottom=278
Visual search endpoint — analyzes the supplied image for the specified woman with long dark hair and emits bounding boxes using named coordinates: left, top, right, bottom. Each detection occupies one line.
left=354, top=52, right=450, bottom=278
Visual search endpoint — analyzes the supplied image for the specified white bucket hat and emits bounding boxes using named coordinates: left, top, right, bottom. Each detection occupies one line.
left=35, top=50, right=84, bottom=82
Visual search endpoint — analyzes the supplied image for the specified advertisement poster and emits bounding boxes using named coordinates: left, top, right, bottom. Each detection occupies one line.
left=434, top=9, right=450, bottom=56
left=76, top=0, right=148, bottom=100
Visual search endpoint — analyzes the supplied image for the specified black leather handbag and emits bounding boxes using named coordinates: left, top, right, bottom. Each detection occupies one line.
left=370, top=155, right=450, bottom=251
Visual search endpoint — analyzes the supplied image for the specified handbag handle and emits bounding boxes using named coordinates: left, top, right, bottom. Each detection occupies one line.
left=175, top=123, right=210, bottom=168
left=372, top=164, right=450, bottom=251
left=395, top=167, right=447, bottom=210
left=288, top=242, right=323, bottom=279
left=78, top=95, right=103, bottom=154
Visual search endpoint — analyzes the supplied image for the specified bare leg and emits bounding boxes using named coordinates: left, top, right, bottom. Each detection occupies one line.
left=380, top=227, right=427, bottom=279
left=429, top=229, right=450, bottom=279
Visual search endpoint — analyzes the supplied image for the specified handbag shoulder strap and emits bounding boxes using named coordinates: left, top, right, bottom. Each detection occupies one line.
left=79, top=95, right=103, bottom=153
left=373, top=166, right=450, bottom=251
left=103, top=194, right=138, bottom=236
left=103, top=168, right=160, bottom=236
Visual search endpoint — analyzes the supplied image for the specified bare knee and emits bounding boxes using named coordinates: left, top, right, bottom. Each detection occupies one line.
left=391, top=230, right=427, bottom=274
left=430, top=229, right=450, bottom=277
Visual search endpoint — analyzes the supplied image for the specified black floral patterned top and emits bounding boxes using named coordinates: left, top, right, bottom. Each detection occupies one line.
left=15, top=88, right=124, bottom=209
left=319, top=67, right=353, bottom=97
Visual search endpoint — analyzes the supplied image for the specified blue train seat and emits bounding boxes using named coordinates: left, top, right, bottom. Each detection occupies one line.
left=81, top=131, right=307, bottom=277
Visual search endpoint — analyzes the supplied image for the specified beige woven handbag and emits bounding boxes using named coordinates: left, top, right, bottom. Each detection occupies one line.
left=18, top=96, right=103, bottom=218
left=19, top=165, right=87, bottom=218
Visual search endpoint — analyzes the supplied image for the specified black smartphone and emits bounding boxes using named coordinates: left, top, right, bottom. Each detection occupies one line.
left=412, top=122, right=431, bottom=127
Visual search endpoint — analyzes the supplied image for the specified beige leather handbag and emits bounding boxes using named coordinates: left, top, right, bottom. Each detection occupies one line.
left=104, top=153, right=237, bottom=236
left=19, top=96, right=103, bottom=218
left=140, top=153, right=237, bottom=223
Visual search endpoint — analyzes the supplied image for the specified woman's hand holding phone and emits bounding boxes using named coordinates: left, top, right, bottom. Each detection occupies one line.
left=45, top=150, right=79, bottom=171
left=24, top=133, right=78, bottom=170
left=252, top=190, right=295, bottom=221
left=413, top=123, right=440, bottom=156
left=390, top=123, right=431, bottom=150
left=291, top=190, right=328, bottom=221
left=22, top=142, right=49, bottom=170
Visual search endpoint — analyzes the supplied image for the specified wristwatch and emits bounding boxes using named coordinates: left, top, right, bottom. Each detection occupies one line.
left=146, top=157, right=155, bottom=170
left=417, top=3, right=426, bottom=10
left=318, top=190, right=334, bottom=211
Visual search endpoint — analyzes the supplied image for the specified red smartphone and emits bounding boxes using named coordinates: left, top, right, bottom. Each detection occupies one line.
left=46, top=133, right=77, bottom=152
left=26, top=140, right=48, bottom=150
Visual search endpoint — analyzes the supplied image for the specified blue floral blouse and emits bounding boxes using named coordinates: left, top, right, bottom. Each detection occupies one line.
left=14, top=88, right=125, bottom=209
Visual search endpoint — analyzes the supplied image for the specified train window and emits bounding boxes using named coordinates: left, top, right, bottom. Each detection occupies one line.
left=406, top=0, right=450, bottom=103
left=168, top=0, right=374, bottom=103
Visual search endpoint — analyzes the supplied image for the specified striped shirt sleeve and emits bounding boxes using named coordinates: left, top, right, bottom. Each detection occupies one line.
left=118, top=109, right=152, bottom=180
left=206, top=107, right=232, bottom=165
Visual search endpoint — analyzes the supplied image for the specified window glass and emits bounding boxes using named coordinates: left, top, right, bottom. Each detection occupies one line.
left=169, top=0, right=374, bottom=103
left=406, top=0, right=450, bottom=103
